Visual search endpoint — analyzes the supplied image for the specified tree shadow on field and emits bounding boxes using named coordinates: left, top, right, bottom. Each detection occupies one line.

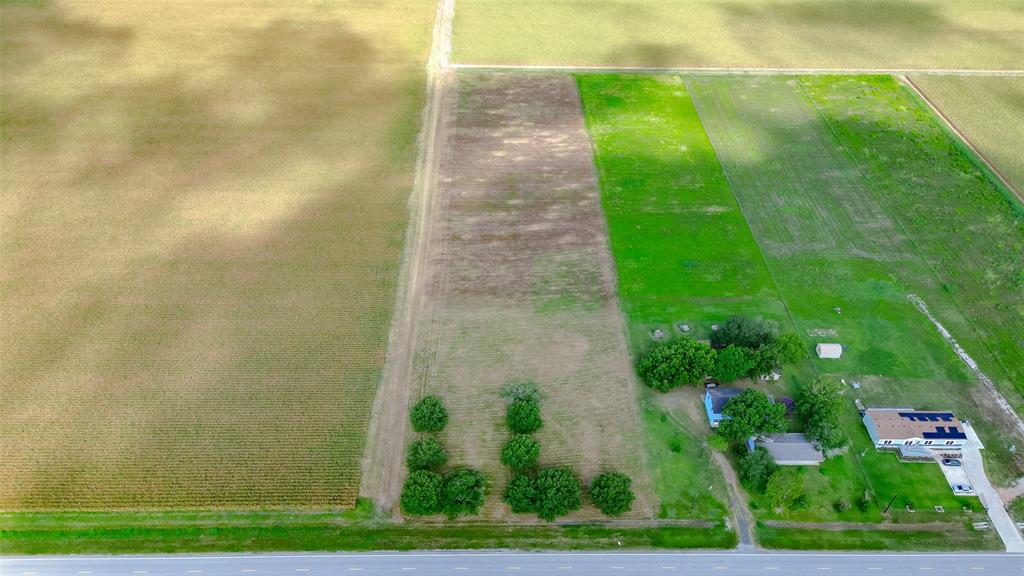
left=2, top=2, right=425, bottom=509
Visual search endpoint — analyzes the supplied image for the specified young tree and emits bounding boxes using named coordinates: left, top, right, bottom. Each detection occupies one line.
left=719, top=389, right=787, bottom=442
left=507, top=397, right=543, bottom=434
left=400, top=469, right=443, bottom=515
left=441, top=468, right=487, bottom=518
left=765, top=468, right=805, bottom=510
left=738, top=447, right=779, bottom=492
left=410, top=395, right=448, bottom=433
left=798, top=377, right=848, bottom=450
left=406, top=436, right=448, bottom=471
left=710, top=316, right=777, bottom=350
left=501, top=434, right=540, bottom=471
left=534, top=467, right=583, bottom=521
left=504, top=474, right=539, bottom=513
left=712, top=345, right=756, bottom=383
left=636, top=338, right=716, bottom=392
left=747, top=344, right=781, bottom=378
left=589, top=472, right=635, bottom=516
left=775, top=333, right=806, bottom=365
left=500, top=381, right=543, bottom=405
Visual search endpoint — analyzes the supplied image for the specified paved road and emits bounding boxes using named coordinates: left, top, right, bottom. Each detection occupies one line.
left=4, top=552, right=1023, bottom=576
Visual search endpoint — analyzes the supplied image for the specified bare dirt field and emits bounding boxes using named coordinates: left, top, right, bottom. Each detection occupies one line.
left=402, top=72, right=654, bottom=519
left=0, top=0, right=434, bottom=509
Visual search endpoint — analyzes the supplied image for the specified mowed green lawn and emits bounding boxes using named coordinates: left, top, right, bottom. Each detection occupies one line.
left=454, top=0, right=1024, bottom=70
left=578, top=74, right=1024, bottom=538
left=908, top=76, right=1024, bottom=204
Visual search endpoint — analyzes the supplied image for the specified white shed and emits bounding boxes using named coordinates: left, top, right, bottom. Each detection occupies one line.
left=816, top=343, right=843, bottom=359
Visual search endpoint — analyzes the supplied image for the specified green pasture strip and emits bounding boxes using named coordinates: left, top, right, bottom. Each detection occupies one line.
left=453, top=1, right=1024, bottom=71
left=755, top=524, right=1001, bottom=552
left=798, top=75, right=1024, bottom=407
left=0, top=519, right=736, bottom=555
left=577, top=74, right=787, bottom=345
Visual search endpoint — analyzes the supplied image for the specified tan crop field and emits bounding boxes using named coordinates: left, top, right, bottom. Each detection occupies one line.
left=408, top=72, right=654, bottom=519
left=0, top=0, right=435, bottom=509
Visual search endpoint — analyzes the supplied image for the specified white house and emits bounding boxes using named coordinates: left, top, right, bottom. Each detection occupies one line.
left=862, top=409, right=966, bottom=459
left=816, top=343, right=843, bottom=359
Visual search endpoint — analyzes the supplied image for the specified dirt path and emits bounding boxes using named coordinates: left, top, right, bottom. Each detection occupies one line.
left=712, top=451, right=756, bottom=548
left=358, top=0, right=455, bottom=517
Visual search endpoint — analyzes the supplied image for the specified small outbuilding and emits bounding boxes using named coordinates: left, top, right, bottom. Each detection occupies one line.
left=816, top=343, right=843, bottom=359
left=754, top=433, right=825, bottom=466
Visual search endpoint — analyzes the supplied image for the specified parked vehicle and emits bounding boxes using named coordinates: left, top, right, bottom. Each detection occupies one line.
left=942, top=458, right=962, bottom=467
left=953, top=484, right=974, bottom=494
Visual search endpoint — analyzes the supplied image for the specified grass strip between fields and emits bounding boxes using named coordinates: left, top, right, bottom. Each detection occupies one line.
left=755, top=524, right=1001, bottom=552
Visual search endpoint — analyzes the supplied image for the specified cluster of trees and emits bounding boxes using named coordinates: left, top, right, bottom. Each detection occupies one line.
left=499, top=382, right=634, bottom=519
left=637, top=317, right=805, bottom=392
left=401, top=396, right=487, bottom=518
left=797, top=377, right=848, bottom=451
left=719, top=389, right=787, bottom=443
left=738, top=447, right=807, bottom=511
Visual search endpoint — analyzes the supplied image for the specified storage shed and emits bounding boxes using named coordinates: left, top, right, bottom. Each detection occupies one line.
left=816, top=343, right=843, bottom=359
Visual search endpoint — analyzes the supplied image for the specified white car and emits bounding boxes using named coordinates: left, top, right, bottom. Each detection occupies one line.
left=953, top=484, right=974, bottom=495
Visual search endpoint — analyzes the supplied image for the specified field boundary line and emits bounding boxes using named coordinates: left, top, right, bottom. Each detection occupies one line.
left=453, top=63, right=1024, bottom=77
left=359, top=0, right=455, bottom=516
left=900, top=76, right=1024, bottom=205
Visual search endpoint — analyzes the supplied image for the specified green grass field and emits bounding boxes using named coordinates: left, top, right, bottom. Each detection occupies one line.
left=454, top=1, right=1024, bottom=70
left=907, top=76, right=1024, bottom=204
left=0, top=0, right=435, bottom=509
left=756, top=524, right=1000, bottom=551
left=578, top=74, right=1024, bottom=544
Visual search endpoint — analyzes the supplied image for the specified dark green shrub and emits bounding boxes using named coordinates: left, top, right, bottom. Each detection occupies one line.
left=589, top=472, right=634, bottom=516
left=500, top=434, right=540, bottom=471
left=504, top=474, right=539, bottom=513
left=534, top=467, right=583, bottom=521
left=798, top=377, right=848, bottom=450
left=400, top=469, right=443, bottom=515
left=406, top=436, right=448, bottom=471
left=712, top=345, right=756, bottom=383
left=410, top=395, right=448, bottom=433
left=738, top=447, right=778, bottom=493
left=710, top=316, right=777, bottom=350
left=441, top=468, right=487, bottom=518
left=507, top=397, right=542, bottom=434
left=636, top=338, right=716, bottom=392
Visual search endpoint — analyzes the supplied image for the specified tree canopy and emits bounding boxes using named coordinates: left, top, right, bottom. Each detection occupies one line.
left=589, top=472, right=635, bottom=516
left=405, top=436, right=448, bottom=471
left=504, top=474, right=540, bottom=514
left=710, top=316, right=777, bottom=350
left=534, top=467, right=583, bottom=521
left=500, top=434, right=540, bottom=471
left=775, top=333, right=806, bottom=365
left=400, top=469, right=443, bottom=515
left=636, top=338, right=716, bottom=392
left=441, top=468, right=487, bottom=518
left=738, top=447, right=779, bottom=492
left=766, top=468, right=805, bottom=510
left=712, top=345, right=756, bottom=383
left=719, top=389, right=787, bottom=441
left=798, top=377, right=848, bottom=450
left=410, top=395, right=448, bottom=433
left=507, top=397, right=543, bottom=434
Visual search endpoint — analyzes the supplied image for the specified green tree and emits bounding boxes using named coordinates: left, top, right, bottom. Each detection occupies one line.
left=711, top=316, right=777, bottom=350
left=400, top=469, right=443, bottom=515
left=738, top=447, right=779, bottom=492
left=507, top=397, right=543, bottom=434
left=501, top=434, right=541, bottom=471
left=589, top=472, right=634, bottom=516
left=798, top=377, right=848, bottom=450
left=500, top=381, right=543, bottom=405
left=405, top=436, right=448, bottom=471
left=712, top=345, right=755, bottom=383
left=504, top=474, right=539, bottom=513
left=765, top=468, right=805, bottom=510
left=441, top=468, right=487, bottom=518
left=719, top=389, right=787, bottom=442
left=707, top=433, right=730, bottom=453
left=748, top=344, right=781, bottom=378
left=410, top=395, right=448, bottom=433
left=636, top=338, right=716, bottom=392
left=775, top=333, right=806, bottom=365
left=534, top=467, right=583, bottom=521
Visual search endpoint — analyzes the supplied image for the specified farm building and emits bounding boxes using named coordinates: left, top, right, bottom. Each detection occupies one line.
left=862, top=408, right=967, bottom=459
left=704, top=387, right=743, bottom=428
left=816, top=343, right=843, bottom=359
left=752, top=433, right=824, bottom=466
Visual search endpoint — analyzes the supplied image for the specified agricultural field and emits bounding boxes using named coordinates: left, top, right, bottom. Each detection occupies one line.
left=578, top=74, right=1024, bottom=537
left=454, top=0, right=1024, bottom=70
left=909, top=76, right=1024, bottom=198
left=0, top=0, right=436, bottom=509
left=407, top=72, right=654, bottom=519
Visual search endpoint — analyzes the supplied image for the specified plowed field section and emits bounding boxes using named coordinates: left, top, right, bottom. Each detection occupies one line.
left=413, top=72, right=653, bottom=519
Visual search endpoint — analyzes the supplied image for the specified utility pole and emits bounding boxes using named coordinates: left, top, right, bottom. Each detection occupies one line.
left=882, top=494, right=897, bottom=515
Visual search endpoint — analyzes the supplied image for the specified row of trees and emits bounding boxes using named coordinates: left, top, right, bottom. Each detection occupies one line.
left=401, top=396, right=488, bottom=518
left=499, top=382, right=635, bottom=519
left=637, top=317, right=805, bottom=392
